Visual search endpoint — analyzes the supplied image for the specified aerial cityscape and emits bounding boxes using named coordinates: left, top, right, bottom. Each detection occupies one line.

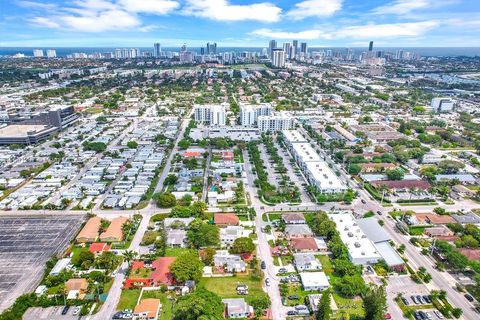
left=1, top=1, right=480, bottom=320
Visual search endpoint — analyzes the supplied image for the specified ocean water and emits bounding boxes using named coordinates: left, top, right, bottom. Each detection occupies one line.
left=1, top=47, right=480, bottom=57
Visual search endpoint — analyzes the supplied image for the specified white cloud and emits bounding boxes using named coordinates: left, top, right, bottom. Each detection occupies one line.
left=250, top=21, right=439, bottom=41
left=28, top=0, right=179, bottom=32
left=287, top=0, right=342, bottom=20
left=250, top=28, right=330, bottom=40
left=336, top=21, right=439, bottom=38
left=372, top=0, right=457, bottom=15
left=182, top=0, right=282, bottom=22
left=118, top=0, right=179, bottom=15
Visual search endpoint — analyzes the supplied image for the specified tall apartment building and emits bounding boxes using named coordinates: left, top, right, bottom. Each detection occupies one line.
left=194, top=104, right=226, bottom=126
left=257, top=112, right=294, bottom=132
left=46, top=49, right=57, bottom=58
left=240, top=103, right=273, bottom=127
left=33, top=49, right=44, bottom=57
left=272, top=49, right=286, bottom=68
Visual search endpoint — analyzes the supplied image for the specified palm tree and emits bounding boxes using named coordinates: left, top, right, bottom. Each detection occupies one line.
left=122, top=250, right=137, bottom=266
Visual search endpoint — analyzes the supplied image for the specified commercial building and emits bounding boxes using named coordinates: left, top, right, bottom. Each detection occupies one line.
left=329, top=213, right=382, bottom=265
left=268, top=40, right=277, bottom=58
left=193, top=104, right=226, bottom=126
left=0, top=125, right=58, bottom=145
left=239, top=103, right=273, bottom=127
left=153, top=43, right=161, bottom=58
left=431, top=97, right=455, bottom=113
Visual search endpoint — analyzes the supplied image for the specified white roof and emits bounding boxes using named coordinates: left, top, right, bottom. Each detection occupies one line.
left=329, top=213, right=381, bottom=264
left=305, top=161, right=346, bottom=191
left=292, top=143, right=321, bottom=163
left=300, top=272, right=329, bottom=287
left=282, top=130, right=307, bottom=144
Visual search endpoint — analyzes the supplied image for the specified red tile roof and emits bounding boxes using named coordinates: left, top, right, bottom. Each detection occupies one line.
left=290, top=237, right=318, bottom=251
left=89, top=242, right=111, bottom=254
left=214, top=213, right=239, bottom=226
left=151, top=257, right=176, bottom=285
left=458, top=248, right=480, bottom=261
left=415, top=213, right=455, bottom=225
left=183, top=151, right=201, bottom=157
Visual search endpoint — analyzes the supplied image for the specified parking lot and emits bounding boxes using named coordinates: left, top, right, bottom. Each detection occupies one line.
left=23, top=306, right=80, bottom=320
left=0, top=215, right=84, bottom=312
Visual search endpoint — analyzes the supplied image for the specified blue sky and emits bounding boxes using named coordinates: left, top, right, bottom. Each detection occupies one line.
left=1, top=0, right=479, bottom=47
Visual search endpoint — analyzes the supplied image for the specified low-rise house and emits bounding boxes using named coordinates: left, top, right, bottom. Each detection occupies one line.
left=290, top=237, right=319, bottom=252
left=100, top=216, right=128, bottom=242
left=284, top=224, right=314, bottom=239
left=50, top=258, right=71, bottom=276
left=133, top=298, right=161, bottom=320
left=88, top=242, right=111, bottom=256
left=222, top=298, right=254, bottom=319
left=220, top=226, right=245, bottom=247
left=214, top=213, right=240, bottom=227
left=76, top=216, right=101, bottom=243
left=425, top=225, right=454, bottom=237
left=293, top=253, right=322, bottom=271
left=65, top=278, right=89, bottom=300
left=371, top=180, right=430, bottom=191
left=282, top=213, right=306, bottom=224
left=415, top=213, right=455, bottom=225
left=359, top=163, right=396, bottom=173
left=457, top=248, right=480, bottom=261
left=167, top=229, right=187, bottom=248
left=214, top=251, right=246, bottom=273
left=452, top=213, right=480, bottom=225
left=299, top=272, right=330, bottom=291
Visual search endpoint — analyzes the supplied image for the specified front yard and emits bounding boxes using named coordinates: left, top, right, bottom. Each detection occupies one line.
left=198, top=275, right=268, bottom=305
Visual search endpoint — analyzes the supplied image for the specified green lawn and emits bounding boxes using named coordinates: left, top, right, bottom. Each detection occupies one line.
left=164, top=247, right=198, bottom=257
left=198, top=275, right=268, bottom=304
left=142, top=291, right=174, bottom=320
left=118, top=289, right=141, bottom=310
left=282, top=283, right=309, bottom=306
left=317, top=255, right=333, bottom=274
left=332, top=293, right=364, bottom=319
left=408, top=226, right=428, bottom=236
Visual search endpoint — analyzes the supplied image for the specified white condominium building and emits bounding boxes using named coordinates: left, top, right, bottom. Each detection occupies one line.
left=240, top=103, right=273, bottom=127
left=257, top=112, right=293, bottom=132
left=194, top=104, right=226, bottom=126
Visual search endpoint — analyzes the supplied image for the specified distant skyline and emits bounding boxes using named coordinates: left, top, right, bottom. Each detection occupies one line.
left=1, top=0, right=480, bottom=47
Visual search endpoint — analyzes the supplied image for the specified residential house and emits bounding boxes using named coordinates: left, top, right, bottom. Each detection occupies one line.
left=100, top=216, right=128, bottom=242
left=293, top=253, right=322, bottom=271
left=65, top=278, right=89, bottom=300
left=89, top=242, right=111, bottom=256
left=214, top=251, right=246, bottom=273
left=220, top=226, right=245, bottom=247
left=299, top=272, right=330, bottom=291
left=214, top=213, right=240, bottom=227
left=167, top=229, right=187, bottom=248
left=284, top=224, right=313, bottom=239
left=133, top=298, right=161, bottom=320
left=359, top=163, right=396, bottom=173
left=282, top=213, right=306, bottom=224
left=76, top=216, right=101, bottom=243
left=415, top=213, right=455, bottom=225
left=425, top=225, right=454, bottom=237
left=222, top=298, right=254, bottom=319
left=290, top=238, right=319, bottom=252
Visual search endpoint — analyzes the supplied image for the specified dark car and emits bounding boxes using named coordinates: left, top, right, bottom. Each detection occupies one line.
left=361, top=199, right=366, bottom=204
left=401, top=297, right=409, bottom=305
left=413, top=311, right=422, bottom=320
left=278, top=268, right=288, bottom=274
left=411, top=295, right=419, bottom=304
left=417, top=295, right=424, bottom=304
left=260, top=261, right=266, bottom=269
left=61, top=306, right=70, bottom=315
left=112, top=313, right=124, bottom=320
left=465, top=294, right=474, bottom=302
left=377, top=211, right=382, bottom=215
left=423, top=295, right=432, bottom=303
left=288, top=295, right=299, bottom=300
left=287, top=310, right=298, bottom=316
left=418, top=311, right=427, bottom=319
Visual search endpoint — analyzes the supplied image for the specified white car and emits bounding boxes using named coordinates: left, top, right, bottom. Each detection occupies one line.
left=265, top=278, right=270, bottom=286
left=72, top=306, right=80, bottom=316
left=434, top=310, right=444, bottom=319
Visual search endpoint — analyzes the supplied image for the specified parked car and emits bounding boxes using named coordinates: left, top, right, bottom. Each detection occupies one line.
left=413, top=311, right=422, bottom=320
left=465, top=294, right=474, bottom=302
left=361, top=199, right=366, bottom=204
left=401, top=297, right=409, bottom=305
left=265, top=278, right=270, bottom=286
left=411, top=295, right=419, bottom=304
left=418, top=310, right=427, bottom=319
left=260, top=261, right=266, bottom=269
left=72, top=306, right=80, bottom=316
left=288, top=295, right=299, bottom=300
left=434, top=310, right=444, bottom=319
left=417, top=295, right=425, bottom=304
left=425, top=311, right=433, bottom=319
left=377, top=211, right=382, bottom=215
left=278, top=268, right=287, bottom=274
left=287, top=310, right=298, bottom=316
left=423, top=295, right=432, bottom=303
left=61, top=306, right=70, bottom=315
